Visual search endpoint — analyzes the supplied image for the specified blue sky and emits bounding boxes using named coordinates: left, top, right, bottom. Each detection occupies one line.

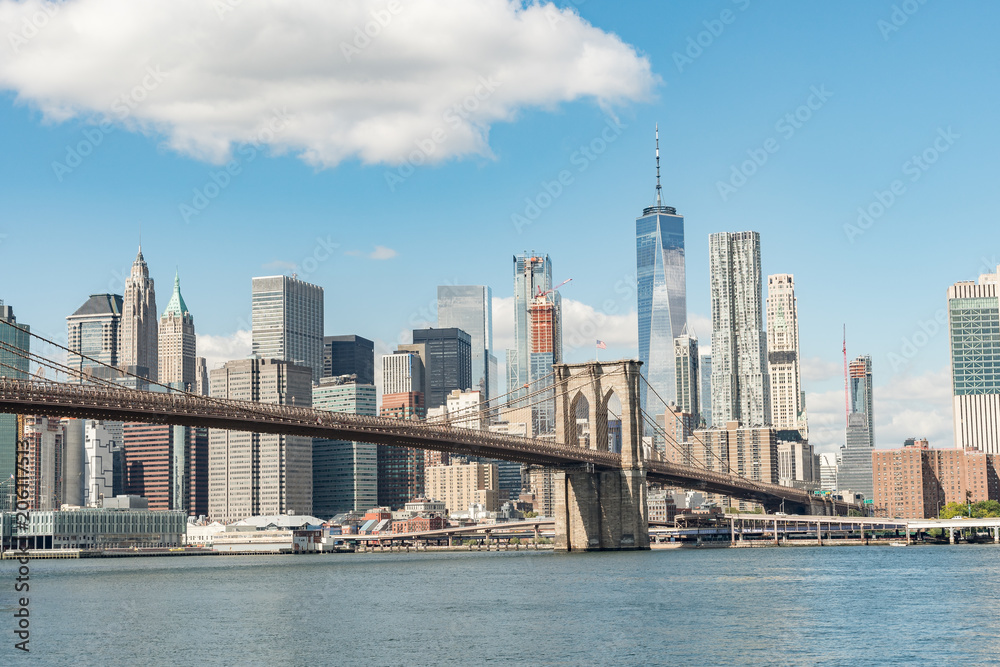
left=1, top=0, right=998, bottom=453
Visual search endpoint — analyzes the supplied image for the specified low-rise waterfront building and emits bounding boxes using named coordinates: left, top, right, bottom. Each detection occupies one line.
left=0, top=505, right=186, bottom=550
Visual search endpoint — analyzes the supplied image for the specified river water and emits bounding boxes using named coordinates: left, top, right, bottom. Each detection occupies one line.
left=2, top=545, right=999, bottom=665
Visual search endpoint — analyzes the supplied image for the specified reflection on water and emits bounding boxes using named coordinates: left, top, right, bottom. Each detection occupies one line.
left=2, top=545, right=999, bottom=665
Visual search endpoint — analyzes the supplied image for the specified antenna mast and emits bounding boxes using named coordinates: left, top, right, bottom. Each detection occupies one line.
left=843, top=324, right=849, bottom=427
left=655, top=124, right=662, bottom=207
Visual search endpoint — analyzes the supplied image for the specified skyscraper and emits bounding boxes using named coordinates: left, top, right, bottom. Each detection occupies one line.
left=158, top=271, right=196, bottom=391
left=121, top=246, right=158, bottom=381
left=322, top=335, right=375, bottom=385
left=124, top=422, right=208, bottom=516
left=312, top=375, right=378, bottom=517
left=849, top=355, right=874, bottom=448
left=66, top=294, right=123, bottom=379
left=766, top=274, right=807, bottom=437
left=0, top=302, right=29, bottom=482
left=839, top=355, right=875, bottom=500
left=699, top=354, right=713, bottom=427
left=637, top=126, right=687, bottom=418
left=507, top=253, right=562, bottom=402
left=673, top=334, right=699, bottom=417
left=251, top=275, right=325, bottom=382
left=948, top=266, right=1000, bottom=452
left=709, top=231, right=771, bottom=428
left=83, top=420, right=122, bottom=506
left=379, top=350, right=426, bottom=508
left=437, top=285, right=498, bottom=402
left=412, top=328, right=472, bottom=411
left=208, top=358, right=313, bottom=521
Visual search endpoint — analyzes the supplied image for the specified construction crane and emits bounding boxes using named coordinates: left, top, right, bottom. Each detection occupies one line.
left=535, top=278, right=572, bottom=299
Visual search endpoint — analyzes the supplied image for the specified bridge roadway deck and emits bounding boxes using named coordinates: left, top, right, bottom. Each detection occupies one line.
left=0, top=379, right=856, bottom=512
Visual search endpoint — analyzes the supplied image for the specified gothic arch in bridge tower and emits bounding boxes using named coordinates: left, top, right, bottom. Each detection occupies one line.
left=552, top=359, right=649, bottom=551
left=567, top=391, right=590, bottom=449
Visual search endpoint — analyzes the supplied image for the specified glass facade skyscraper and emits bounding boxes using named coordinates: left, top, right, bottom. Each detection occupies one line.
left=637, top=128, right=686, bottom=425
left=637, top=206, right=686, bottom=420
left=437, top=285, right=497, bottom=403
left=412, top=327, right=472, bottom=410
left=251, top=275, right=325, bottom=382
left=312, top=376, right=378, bottom=517
left=849, top=355, right=874, bottom=448
left=66, top=294, right=123, bottom=379
left=948, top=267, right=1000, bottom=452
left=322, top=335, right=375, bottom=385
left=507, top=253, right=561, bottom=414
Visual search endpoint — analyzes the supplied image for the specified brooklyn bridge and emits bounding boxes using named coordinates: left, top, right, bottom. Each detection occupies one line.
left=0, top=321, right=860, bottom=551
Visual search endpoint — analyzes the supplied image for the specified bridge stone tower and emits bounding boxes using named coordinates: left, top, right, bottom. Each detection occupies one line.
left=552, top=360, right=649, bottom=551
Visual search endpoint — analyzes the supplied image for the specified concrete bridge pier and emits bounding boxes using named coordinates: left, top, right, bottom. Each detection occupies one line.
left=552, top=360, right=650, bottom=552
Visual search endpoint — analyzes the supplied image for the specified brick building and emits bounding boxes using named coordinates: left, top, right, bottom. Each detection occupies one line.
left=872, top=439, right=1000, bottom=518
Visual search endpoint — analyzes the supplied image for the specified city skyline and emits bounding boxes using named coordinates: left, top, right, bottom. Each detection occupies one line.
left=2, top=2, right=998, bottom=456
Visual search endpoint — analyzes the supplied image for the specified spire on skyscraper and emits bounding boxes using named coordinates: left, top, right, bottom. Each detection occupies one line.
left=163, top=269, right=189, bottom=317
left=655, top=123, right=662, bottom=207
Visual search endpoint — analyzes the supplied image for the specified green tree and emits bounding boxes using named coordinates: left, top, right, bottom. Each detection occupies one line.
left=971, top=500, right=1000, bottom=518
left=523, top=511, right=538, bottom=518
left=939, top=502, right=968, bottom=519
left=848, top=509, right=864, bottom=517
left=509, top=537, right=521, bottom=545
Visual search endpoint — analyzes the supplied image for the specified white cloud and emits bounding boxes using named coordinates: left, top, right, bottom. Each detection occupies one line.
left=369, top=245, right=397, bottom=260
left=804, top=365, right=953, bottom=456
left=261, top=260, right=298, bottom=272
left=197, top=330, right=251, bottom=371
left=686, top=312, right=711, bottom=345
left=561, top=299, right=636, bottom=361
left=0, top=0, right=656, bottom=167
left=491, top=296, right=637, bottom=366
left=801, top=356, right=840, bottom=383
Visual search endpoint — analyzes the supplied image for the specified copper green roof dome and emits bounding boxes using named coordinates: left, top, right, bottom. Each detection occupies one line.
left=163, top=271, right=189, bottom=317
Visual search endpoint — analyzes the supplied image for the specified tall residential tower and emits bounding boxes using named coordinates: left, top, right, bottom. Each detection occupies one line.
left=766, top=274, right=807, bottom=437
left=709, top=231, right=770, bottom=427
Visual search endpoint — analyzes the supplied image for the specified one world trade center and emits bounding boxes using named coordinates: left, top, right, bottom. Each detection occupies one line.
left=636, top=125, right=687, bottom=426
